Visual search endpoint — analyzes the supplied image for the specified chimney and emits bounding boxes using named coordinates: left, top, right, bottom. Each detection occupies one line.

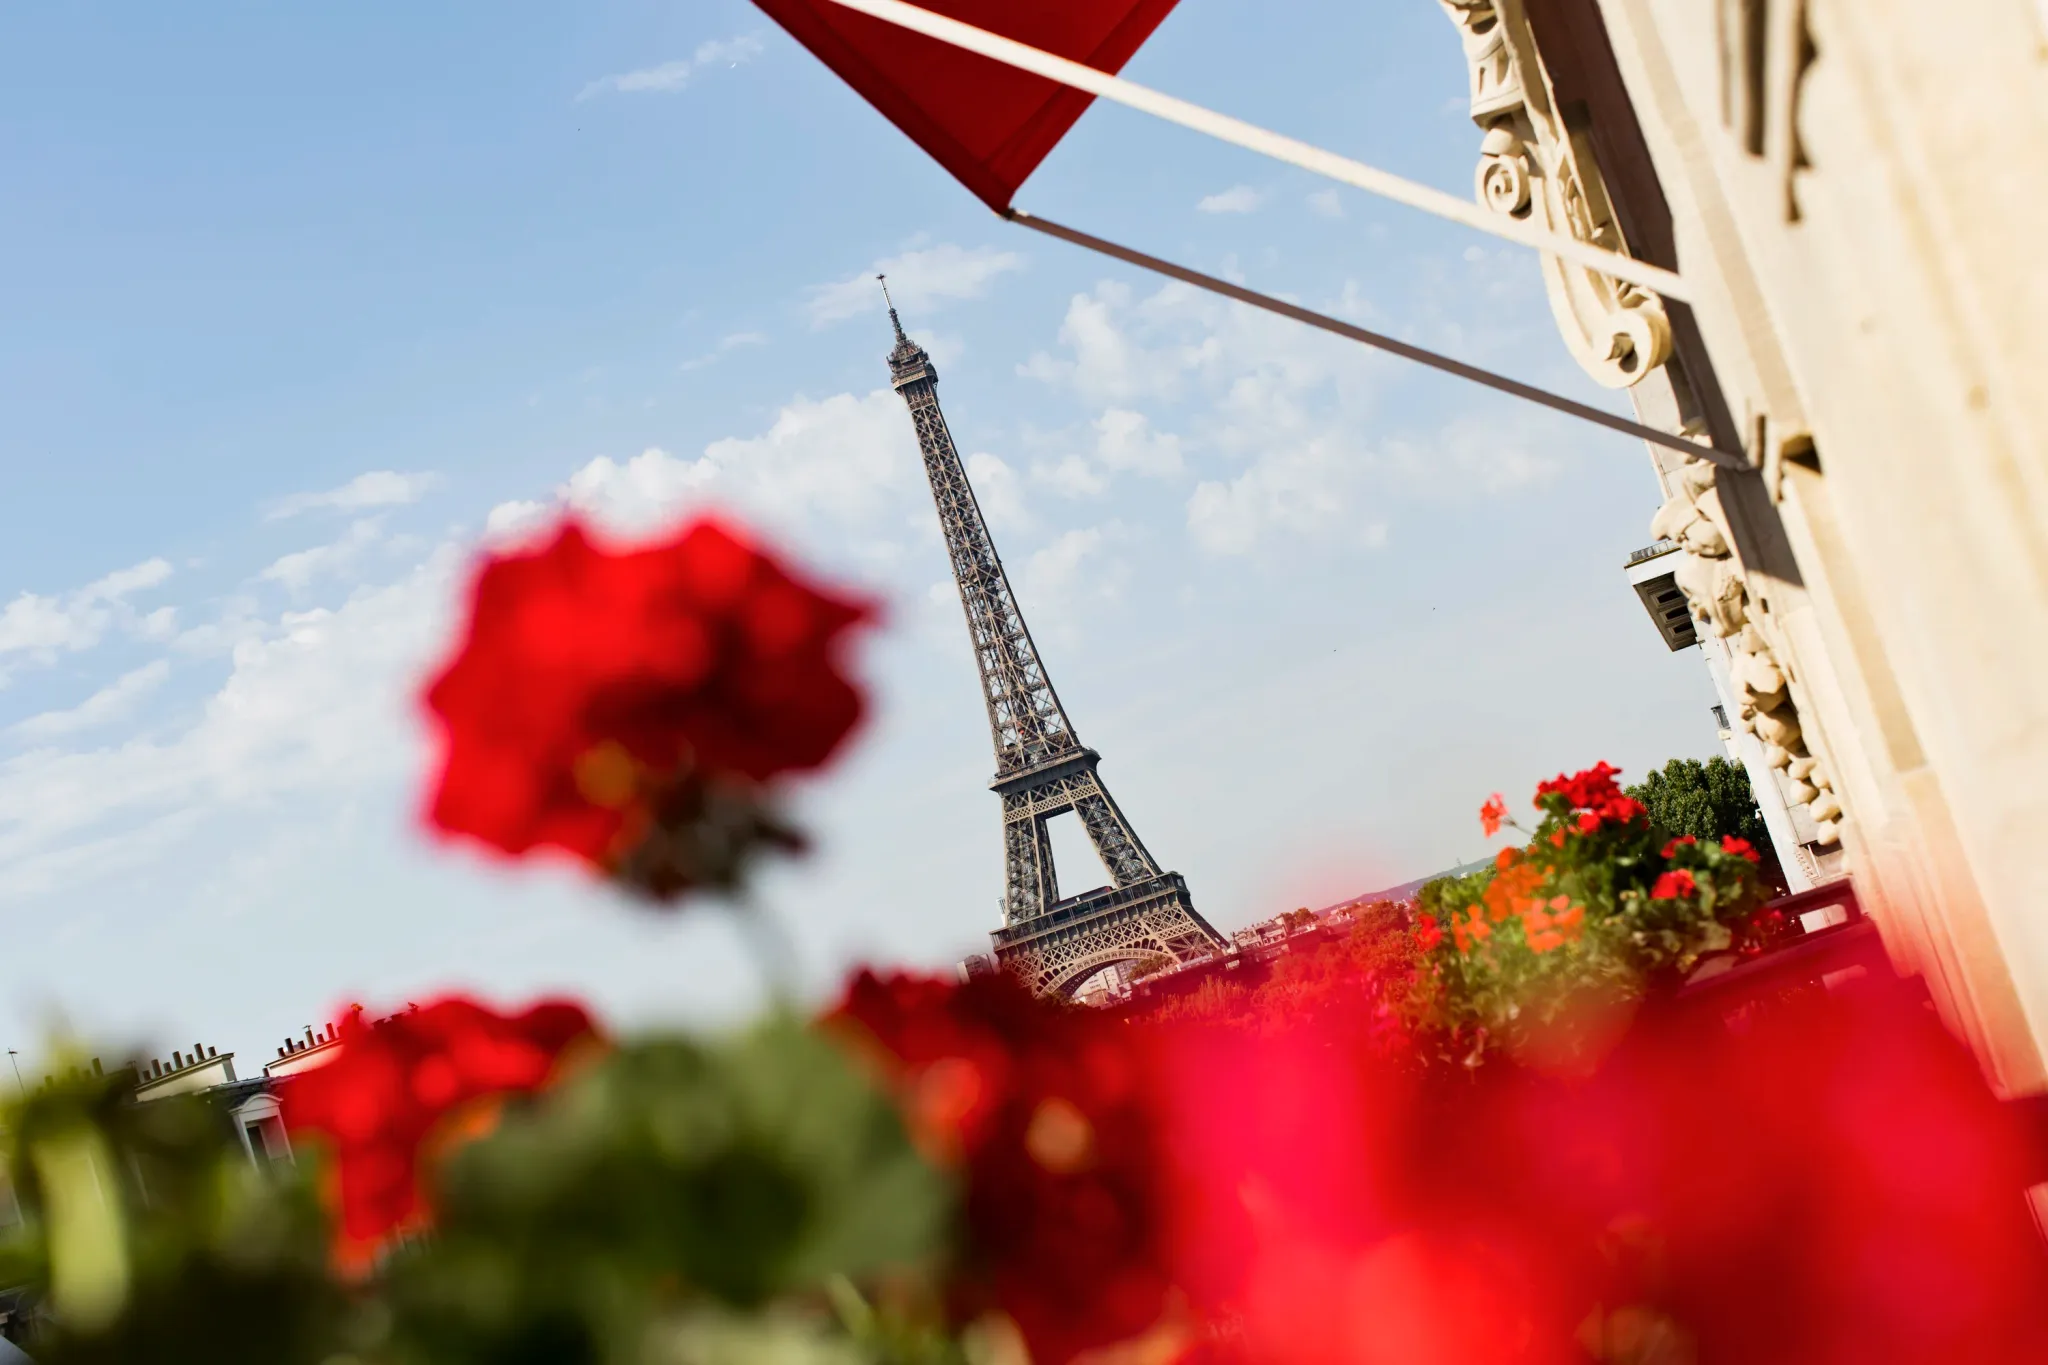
left=206, top=1046, right=217, bottom=1058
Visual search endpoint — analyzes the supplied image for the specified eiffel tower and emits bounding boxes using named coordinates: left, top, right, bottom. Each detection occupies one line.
left=882, top=286, right=1226, bottom=998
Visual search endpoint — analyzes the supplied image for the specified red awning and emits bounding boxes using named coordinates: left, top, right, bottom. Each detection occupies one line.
left=754, top=0, right=1184, bottom=211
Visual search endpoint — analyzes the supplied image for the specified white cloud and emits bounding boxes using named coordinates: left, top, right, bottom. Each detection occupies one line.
left=1017, top=524, right=1132, bottom=638
left=483, top=391, right=925, bottom=591
left=0, top=557, right=176, bottom=681
left=564, top=390, right=913, bottom=540
left=963, top=452, right=1028, bottom=531
left=86, top=559, right=173, bottom=599
left=1093, top=408, right=1184, bottom=477
left=679, top=331, right=769, bottom=372
left=0, top=593, right=97, bottom=658
left=170, top=595, right=264, bottom=659
left=1034, top=453, right=1104, bottom=499
left=1025, top=527, right=1106, bottom=599
left=259, top=519, right=386, bottom=593
left=0, top=550, right=459, bottom=900
left=808, top=244, right=1025, bottom=328
left=139, top=607, right=178, bottom=642
left=1307, top=188, right=1345, bottom=219
left=1197, top=184, right=1264, bottom=214
left=576, top=33, right=766, bottom=101
left=483, top=499, right=549, bottom=542
left=1023, top=276, right=1529, bottom=555
left=1187, top=442, right=1388, bottom=556
left=1018, top=281, right=1223, bottom=405
left=1382, top=411, right=1571, bottom=497
left=9, top=661, right=171, bottom=742
left=1031, top=409, right=1183, bottom=499
left=266, top=471, right=440, bottom=521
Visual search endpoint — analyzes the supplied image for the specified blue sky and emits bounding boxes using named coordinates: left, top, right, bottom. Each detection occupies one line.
left=0, top=1, right=1720, bottom=1071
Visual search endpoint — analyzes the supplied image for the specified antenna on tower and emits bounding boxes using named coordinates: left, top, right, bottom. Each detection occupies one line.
left=879, top=274, right=906, bottom=342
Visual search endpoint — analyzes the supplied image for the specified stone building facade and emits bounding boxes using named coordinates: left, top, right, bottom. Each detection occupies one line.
left=1434, top=0, right=2048, bottom=1093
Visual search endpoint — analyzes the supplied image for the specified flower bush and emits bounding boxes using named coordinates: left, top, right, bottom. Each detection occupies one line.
left=4, top=511, right=2045, bottom=1364
left=1408, top=762, right=1776, bottom=1069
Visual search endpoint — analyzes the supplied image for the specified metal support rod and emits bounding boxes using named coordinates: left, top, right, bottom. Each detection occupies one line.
left=1006, top=209, right=1745, bottom=468
left=818, top=0, right=1692, bottom=302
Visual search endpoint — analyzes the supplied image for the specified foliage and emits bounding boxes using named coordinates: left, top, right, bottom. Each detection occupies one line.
left=2, top=1023, right=956, bottom=1365
left=0, top=1066, right=344, bottom=1365
left=1626, top=755, right=1769, bottom=848
left=371, top=1019, right=953, bottom=1365
left=1406, top=763, right=1775, bottom=1069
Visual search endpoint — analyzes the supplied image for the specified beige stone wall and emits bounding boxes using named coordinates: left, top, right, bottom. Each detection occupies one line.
left=1579, top=0, right=2048, bottom=1092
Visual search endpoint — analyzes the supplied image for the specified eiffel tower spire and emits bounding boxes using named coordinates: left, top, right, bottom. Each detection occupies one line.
left=885, top=300, right=1226, bottom=997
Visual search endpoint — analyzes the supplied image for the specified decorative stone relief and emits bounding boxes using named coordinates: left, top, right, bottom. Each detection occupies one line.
left=1439, top=0, right=1673, bottom=388
left=1435, top=3, right=1835, bottom=852
left=1651, top=458, right=1842, bottom=848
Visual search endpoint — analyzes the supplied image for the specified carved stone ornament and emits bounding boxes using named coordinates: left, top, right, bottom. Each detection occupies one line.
left=1439, top=0, right=1673, bottom=388
left=1651, top=458, right=1841, bottom=848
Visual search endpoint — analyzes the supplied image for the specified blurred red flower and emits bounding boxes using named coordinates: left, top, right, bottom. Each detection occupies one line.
left=1579, top=983, right=2048, bottom=1363
left=420, top=516, right=874, bottom=899
left=830, top=970, right=1172, bottom=1364
left=280, top=995, right=599, bottom=1268
left=1649, top=868, right=1698, bottom=901
left=1480, top=793, right=1508, bottom=837
left=1661, top=834, right=1698, bottom=857
left=1719, top=835, right=1762, bottom=864
left=1144, top=978, right=2048, bottom=1364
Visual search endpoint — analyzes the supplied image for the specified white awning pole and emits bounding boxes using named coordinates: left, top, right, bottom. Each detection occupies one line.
left=818, top=0, right=1691, bottom=303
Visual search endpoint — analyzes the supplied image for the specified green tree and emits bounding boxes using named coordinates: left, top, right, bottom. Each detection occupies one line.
left=1626, top=757, right=1769, bottom=847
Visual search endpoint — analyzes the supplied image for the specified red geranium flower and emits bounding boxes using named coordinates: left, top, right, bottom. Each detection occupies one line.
left=1480, top=794, right=1508, bottom=837
left=280, top=995, right=600, bottom=1268
left=1536, top=763, right=1644, bottom=834
left=421, top=515, right=875, bottom=900
left=1536, top=760, right=1623, bottom=808
left=1662, top=834, right=1698, bottom=857
left=1414, top=918, right=1445, bottom=953
left=1720, top=835, right=1763, bottom=864
left=1649, top=868, right=1698, bottom=901
left=830, top=970, right=1172, bottom=1365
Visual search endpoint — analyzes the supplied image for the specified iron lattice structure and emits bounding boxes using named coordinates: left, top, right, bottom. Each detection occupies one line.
left=885, top=301, right=1226, bottom=997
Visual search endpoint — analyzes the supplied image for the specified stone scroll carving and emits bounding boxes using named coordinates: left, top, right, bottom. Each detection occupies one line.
left=1652, top=458, right=1841, bottom=849
left=1439, top=0, right=1672, bottom=388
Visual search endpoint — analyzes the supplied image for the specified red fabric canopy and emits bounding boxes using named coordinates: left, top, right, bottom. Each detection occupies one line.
left=755, top=0, right=1184, bottom=211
